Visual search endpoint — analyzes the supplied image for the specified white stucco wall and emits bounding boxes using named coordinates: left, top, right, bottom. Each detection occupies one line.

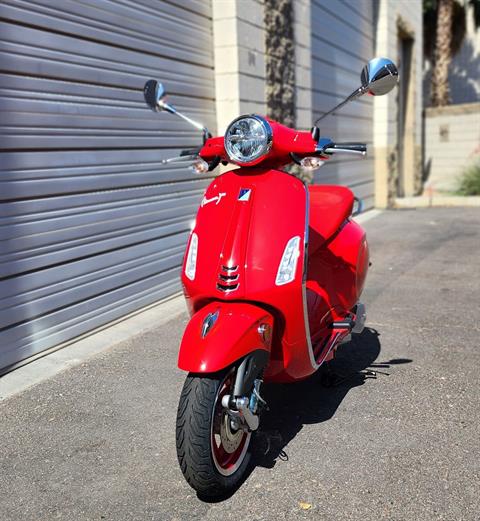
left=212, top=0, right=266, bottom=135
left=425, top=103, right=480, bottom=192
left=212, top=0, right=423, bottom=207
left=373, top=0, right=423, bottom=205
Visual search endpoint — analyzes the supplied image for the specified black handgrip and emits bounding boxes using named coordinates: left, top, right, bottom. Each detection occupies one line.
left=180, top=147, right=201, bottom=156
left=331, top=143, right=367, bottom=153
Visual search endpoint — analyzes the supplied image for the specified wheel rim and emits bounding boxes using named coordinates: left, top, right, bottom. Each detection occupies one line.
left=211, top=369, right=251, bottom=477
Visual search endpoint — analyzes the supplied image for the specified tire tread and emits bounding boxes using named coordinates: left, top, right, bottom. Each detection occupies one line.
left=175, top=371, right=251, bottom=497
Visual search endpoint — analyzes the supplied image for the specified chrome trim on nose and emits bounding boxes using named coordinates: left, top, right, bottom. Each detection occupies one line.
left=216, top=282, right=240, bottom=293
left=218, top=273, right=239, bottom=282
left=221, top=265, right=239, bottom=272
left=201, top=310, right=219, bottom=338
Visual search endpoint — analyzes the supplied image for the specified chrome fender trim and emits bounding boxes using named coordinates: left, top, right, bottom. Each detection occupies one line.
left=302, top=183, right=320, bottom=370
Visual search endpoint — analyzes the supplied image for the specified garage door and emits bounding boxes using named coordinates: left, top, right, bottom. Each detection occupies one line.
left=311, top=0, right=375, bottom=208
left=0, top=0, right=215, bottom=371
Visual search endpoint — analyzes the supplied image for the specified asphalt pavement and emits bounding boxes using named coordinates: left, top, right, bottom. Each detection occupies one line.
left=1, top=208, right=479, bottom=520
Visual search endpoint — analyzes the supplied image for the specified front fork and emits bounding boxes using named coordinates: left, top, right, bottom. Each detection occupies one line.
left=222, top=351, right=269, bottom=432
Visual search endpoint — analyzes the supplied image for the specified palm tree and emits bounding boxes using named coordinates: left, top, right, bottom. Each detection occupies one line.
left=424, top=0, right=480, bottom=107
left=431, top=0, right=454, bottom=106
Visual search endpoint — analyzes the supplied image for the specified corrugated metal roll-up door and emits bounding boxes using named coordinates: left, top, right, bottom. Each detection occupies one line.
left=311, top=0, right=375, bottom=209
left=0, top=0, right=215, bottom=371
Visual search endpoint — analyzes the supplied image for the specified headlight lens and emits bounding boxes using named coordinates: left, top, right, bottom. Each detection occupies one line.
left=224, top=115, right=272, bottom=164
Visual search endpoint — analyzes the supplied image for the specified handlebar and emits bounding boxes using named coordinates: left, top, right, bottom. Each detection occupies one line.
left=316, top=140, right=367, bottom=156
left=328, top=142, right=366, bottom=153
left=324, top=143, right=367, bottom=156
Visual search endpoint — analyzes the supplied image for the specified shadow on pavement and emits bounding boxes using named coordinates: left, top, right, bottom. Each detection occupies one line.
left=252, top=328, right=412, bottom=469
left=198, top=328, right=412, bottom=502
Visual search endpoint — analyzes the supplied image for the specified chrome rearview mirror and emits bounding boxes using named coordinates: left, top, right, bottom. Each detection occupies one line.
left=143, top=79, right=211, bottom=139
left=144, top=79, right=173, bottom=113
left=360, top=57, right=399, bottom=96
left=313, top=57, right=398, bottom=126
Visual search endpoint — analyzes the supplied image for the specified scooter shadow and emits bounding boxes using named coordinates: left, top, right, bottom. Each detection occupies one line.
left=252, top=327, right=411, bottom=469
left=198, top=328, right=412, bottom=502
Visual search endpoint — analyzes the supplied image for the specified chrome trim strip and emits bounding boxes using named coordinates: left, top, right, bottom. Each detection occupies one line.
left=221, top=265, right=239, bottom=272
left=216, top=283, right=240, bottom=293
left=219, top=273, right=240, bottom=282
left=201, top=310, right=219, bottom=338
left=321, top=332, right=342, bottom=363
left=301, top=183, right=320, bottom=370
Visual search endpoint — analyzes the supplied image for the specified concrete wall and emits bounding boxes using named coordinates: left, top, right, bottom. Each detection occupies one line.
left=212, top=0, right=266, bottom=135
left=212, top=0, right=423, bottom=207
left=293, top=0, right=313, bottom=130
left=373, top=0, right=423, bottom=207
left=309, top=0, right=376, bottom=208
left=424, top=103, right=480, bottom=193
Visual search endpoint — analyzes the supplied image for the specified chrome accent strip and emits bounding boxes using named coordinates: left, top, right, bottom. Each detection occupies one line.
left=322, top=332, right=342, bottom=362
left=219, top=273, right=239, bottom=282
left=216, top=283, right=240, bottom=293
left=301, top=183, right=320, bottom=370
left=221, top=265, right=239, bottom=272
left=201, top=310, right=219, bottom=338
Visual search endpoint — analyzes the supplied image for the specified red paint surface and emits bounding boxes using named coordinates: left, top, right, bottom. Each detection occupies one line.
left=180, top=118, right=369, bottom=383
left=178, top=301, right=273, bottom=373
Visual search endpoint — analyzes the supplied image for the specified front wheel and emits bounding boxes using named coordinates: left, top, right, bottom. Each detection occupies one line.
left=176, top=367, right=252, bottom=498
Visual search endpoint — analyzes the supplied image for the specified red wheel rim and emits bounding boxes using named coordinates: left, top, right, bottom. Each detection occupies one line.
left=211, top=371, right=251, bottom=476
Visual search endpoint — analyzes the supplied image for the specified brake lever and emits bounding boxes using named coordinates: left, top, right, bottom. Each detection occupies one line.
left=160, top=154, right=221, bottom=174
left=160, top=154, right=199, bottom=164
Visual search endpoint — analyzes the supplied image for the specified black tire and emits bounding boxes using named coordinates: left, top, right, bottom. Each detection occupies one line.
left=175, top=367, right=252, bottom=498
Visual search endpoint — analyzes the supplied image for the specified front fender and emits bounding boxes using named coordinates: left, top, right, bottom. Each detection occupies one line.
left=178, top=301, right=273, bottom=373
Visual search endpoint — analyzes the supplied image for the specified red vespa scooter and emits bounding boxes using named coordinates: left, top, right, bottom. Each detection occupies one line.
left=144, top=57, right=398, bottom=498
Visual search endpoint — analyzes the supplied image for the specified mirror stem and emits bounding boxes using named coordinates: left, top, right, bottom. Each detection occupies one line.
left=159, top=101, right=211, bottom=140
left=313, top=86, right=368, bottom=126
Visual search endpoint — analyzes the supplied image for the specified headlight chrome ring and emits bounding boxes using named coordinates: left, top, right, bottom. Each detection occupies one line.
left=224, top=115, right=273, bottom=165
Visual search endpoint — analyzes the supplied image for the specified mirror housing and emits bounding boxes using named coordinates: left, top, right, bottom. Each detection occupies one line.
left=360, top=57, right=399, bottom=96
left=313, top=57, right=398, bottom=126
left=143, top=79, right=211, bottom=140
left=144, top=79, right=176, bottom=113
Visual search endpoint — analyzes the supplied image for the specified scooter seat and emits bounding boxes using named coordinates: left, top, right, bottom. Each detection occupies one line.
left=308, top=185, right=354, bottom=253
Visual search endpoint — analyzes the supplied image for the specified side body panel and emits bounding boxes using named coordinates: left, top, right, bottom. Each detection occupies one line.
left=306, top=219, right=369, bottom=363
left=181, top=168, right=315, bottom=381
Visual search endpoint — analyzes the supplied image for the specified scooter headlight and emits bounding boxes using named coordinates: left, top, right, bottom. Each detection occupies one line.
left=224, top=115, right=272, bottom=164
left=185, top=232, right=198, bottom=281
left=276, top=236, right=301, bottom=285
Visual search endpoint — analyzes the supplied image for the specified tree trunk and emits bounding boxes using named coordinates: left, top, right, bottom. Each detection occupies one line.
left=431, top=0, right=454, bottom=106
